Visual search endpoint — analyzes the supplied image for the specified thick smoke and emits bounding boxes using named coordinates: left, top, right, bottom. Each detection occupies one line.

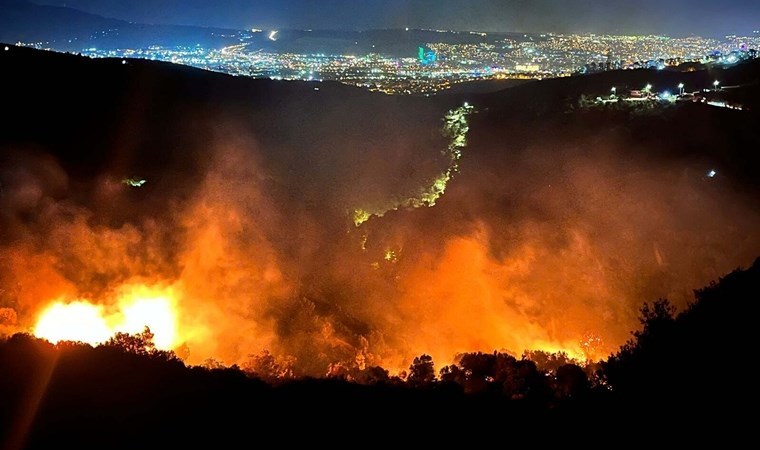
left=1, top=70, right=758, bottom=375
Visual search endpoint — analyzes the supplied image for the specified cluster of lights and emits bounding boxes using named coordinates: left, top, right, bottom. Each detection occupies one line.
left=611, top=78, right=721, bottom=98
left=56, top=28, right=757, bottom=96
left=598, top=75, right=744, bottom=113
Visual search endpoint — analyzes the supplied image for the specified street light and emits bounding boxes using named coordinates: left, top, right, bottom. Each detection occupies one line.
left=644, top=84, right=653, bottom=92
left=678, top=83, right=685, bottom=95
left=713, top=80, right=720, bottom=90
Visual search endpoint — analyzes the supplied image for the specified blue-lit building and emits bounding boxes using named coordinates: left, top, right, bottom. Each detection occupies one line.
left=418, top=46, right=437, bottom=66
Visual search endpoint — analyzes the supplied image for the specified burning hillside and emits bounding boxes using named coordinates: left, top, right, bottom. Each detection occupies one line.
left=1, top=48, right=759, bottom=376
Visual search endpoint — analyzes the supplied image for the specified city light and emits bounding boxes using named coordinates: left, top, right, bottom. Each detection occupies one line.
left=678, top=82, right=685, bottom=95
left=58, top=28, right=759, bottom=96
left=713, top=80, right=720, bottom=89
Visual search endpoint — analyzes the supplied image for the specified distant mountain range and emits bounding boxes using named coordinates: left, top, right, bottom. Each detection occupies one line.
left=0, top=0, right=525, bottom=55
left=0, top=0, right=244, bottom=49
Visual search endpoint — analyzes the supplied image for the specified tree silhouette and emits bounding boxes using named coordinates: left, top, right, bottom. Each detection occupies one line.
left=439, top=364, right=465, bottom=385
left=502, top=359, right=544, bottom=400
left=554, top=364, right=589, bottom=399
left=243, top=350, right=294, bottom=382
left=105, top=326, right=157, bottom=355
left=523, top=350, right=576, bottom=374
left=354, top=366, right=390, bottom=385
left=601, top=259, right=759, bottom=413
left=457, top=352, right=500, bottom=393
left=407, top=354, right=435, bottom=386
left=104, top=326, right=179, bottom=362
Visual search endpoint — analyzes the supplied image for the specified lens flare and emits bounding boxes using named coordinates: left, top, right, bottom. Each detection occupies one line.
left=32, top=285, right=180, bottom=350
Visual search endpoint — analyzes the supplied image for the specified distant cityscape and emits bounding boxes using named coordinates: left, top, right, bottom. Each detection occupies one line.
left=15, top=29, right=760, bottom=95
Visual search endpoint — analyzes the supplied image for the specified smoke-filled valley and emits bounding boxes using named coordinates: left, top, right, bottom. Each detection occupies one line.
left=1, top=45, right=759, bottom=377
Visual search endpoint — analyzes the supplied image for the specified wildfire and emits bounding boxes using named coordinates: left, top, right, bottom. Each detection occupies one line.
left=33, top=284, right=180, bottom=350
left=34, top=302, right=112, bottom=345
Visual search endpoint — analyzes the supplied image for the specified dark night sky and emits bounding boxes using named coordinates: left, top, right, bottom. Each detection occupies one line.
left=35, top=0, right=760, bottom=36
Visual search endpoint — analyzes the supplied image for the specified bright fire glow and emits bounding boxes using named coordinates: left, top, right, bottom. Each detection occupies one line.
left=34, top=302, right=112, bottom=345
left=33, top=285, right=179, bottom=350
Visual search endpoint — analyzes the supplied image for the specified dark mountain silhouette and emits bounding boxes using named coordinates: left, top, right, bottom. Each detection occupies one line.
left=1, top=0, right=123, bottom=42
left=478, top=58, right=760, bottom=121
left=468, top=58, right=760, bottom=191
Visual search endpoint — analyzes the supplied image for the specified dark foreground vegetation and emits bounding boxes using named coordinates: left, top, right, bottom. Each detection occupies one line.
left=1, top=259, right=757, bottom=447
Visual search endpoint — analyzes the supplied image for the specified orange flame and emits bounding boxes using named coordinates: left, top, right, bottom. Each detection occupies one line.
left=4, top=140, right=755, bottom=376
left=34, top=302, right=112, bottom=346
left=33, top=284, right=180, bottom=350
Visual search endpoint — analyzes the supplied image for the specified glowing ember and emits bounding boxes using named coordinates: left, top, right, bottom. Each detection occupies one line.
left=33, top=285, right=179, bottom=350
